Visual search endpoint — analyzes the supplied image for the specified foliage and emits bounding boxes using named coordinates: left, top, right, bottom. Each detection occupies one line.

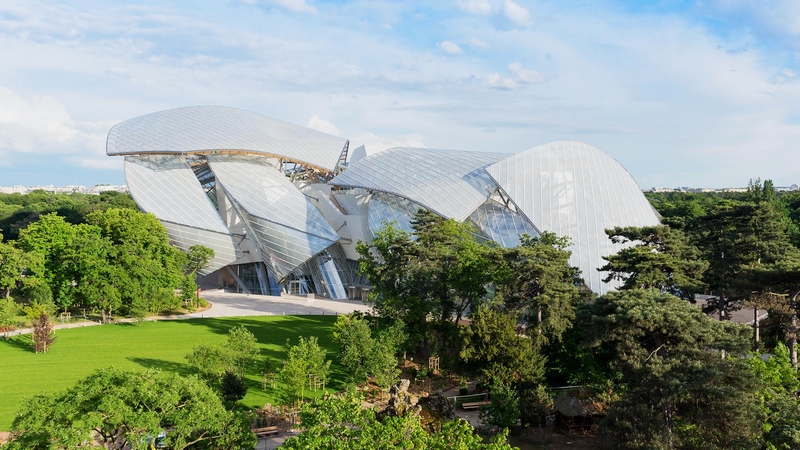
left=0, top=296, right=21, bottom=340
left=332, top=313, right=373, bottom=383
left=226, top=325, right=260, bottom=377
left=518, top=385, right=555, bottom=427
left=495, top=232, right=582, bottom=344
left=282, top=389, right=518, bottom=449
left=220, top=369, right=248, bottom=405
left=583, top=289, right=764, bottom=449
left=0, top=190, right=137, bottom=242
left=0, top=315, right=341, bottom=430
left=24, top=301, right=55, bottom=353
left=280, top=336, right=332, bottom=405
left=459, top=306, right=544, bottom=386
left=4, top=367, right=256, bottom=450
left=186, top=325, right=260, bottom=387
left=480, top=384, right=520, bottom=430
left=599, top=225, right=707, bottom=298
left=332, top=314, right=405, bottom=389
left=357, top=210, right=495, bottom=360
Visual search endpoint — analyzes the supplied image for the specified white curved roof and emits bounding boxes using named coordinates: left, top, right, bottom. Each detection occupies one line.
left=107, top=106, right=347, bottom=171
left=207, top=154, right=339, bottom=279
left=124, top=155, right=240, bottom=274
left=331, top=147, right=508, bottom=221
left=485, top=141, right=660, bottom=294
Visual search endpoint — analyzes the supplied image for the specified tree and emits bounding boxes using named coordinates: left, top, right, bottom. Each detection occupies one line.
left=88, top=208, right=184, bottom=316
left=582, top=289, right=764, bottom=449
left=333, top=313, right=374, bottom=384
left=280, top=336, right=331, bottom=405
left=186, top=325, right=260, bottom=383
left=598, top=225, right=707, bottom=299
left=480, top=384, right=520, bottom=430
left=496, top=232, right=582, bottom=344
left=0, top=239, right=27, bottom=299
left=357, top=210, right=495, bottom=362
left=459, top=306, right=544, bottom=386
left=24, top=301, right=55, bottom=353
left=60, top=229, right=122, bottom=322
left=186, top=344, right=234, bottom=382
left=282, top=389, right=517, bottom=450
left=17, top=213, right=83, bottom=310
left=332, top=314, right=405, bottom=388
left=4, top=367, right=256, bottom=450
left=181, top=245, right=214, bottom=309
left=219, top=369, right=248, bottom=406
left=226, top=325, right=259, bottom=378
left=0, top=296, right=22, bottom=340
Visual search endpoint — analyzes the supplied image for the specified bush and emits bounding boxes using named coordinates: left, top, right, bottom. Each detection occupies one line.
left=480, top=384, right=520, bottom=430
left=519, top=385, right=555, bottom=427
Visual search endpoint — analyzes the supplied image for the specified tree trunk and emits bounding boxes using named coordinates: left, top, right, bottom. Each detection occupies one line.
left=753, top=307, right=760, bottom=352
left=791, top=315, right=799, bottom=368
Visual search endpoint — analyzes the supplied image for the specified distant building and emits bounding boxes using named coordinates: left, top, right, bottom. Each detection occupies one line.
left=0, top=185, right=127, bottom=195
left=106, top=106, right=661, bottom=298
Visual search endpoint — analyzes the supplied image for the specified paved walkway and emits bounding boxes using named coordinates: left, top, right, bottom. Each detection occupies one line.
left=11, top=291, right=370, bottom=336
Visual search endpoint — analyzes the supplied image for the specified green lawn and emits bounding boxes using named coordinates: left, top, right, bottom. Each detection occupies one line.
left=0, top=315, right=342, bottom=431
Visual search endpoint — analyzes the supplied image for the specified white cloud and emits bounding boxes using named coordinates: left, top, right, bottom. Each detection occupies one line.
left=0, top=86, right=78, bottom=152
left=240, top=0, right=316, bottom=14
left=457, top=0, right=492, bottom=15
left=306, top=115, right=341, bottom=136
left=509, top=62, right=544, bottom=83
left=348, top=131, right=426, bottom=155
left=468, top=37, right=491, bottom=49
left=486, top=73, right=517, bottom=90
left=438, top=40, right=463, bottom=54
left=503, top=0, right=533, bottom=27
left=0, top=85, right=114, bottom=171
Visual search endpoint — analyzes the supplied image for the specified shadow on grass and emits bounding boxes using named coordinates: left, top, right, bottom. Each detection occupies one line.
left=128, top=357, right=194, bottom=376
left=172, top=315, right=349, bottom=392
left=2, top=334, right=33, bottom=353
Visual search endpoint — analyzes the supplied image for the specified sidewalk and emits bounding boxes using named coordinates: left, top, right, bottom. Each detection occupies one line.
left=9, top=291, right=370, bottom=337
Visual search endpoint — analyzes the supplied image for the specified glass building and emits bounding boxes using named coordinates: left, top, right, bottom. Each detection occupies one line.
left=107, top=106, right=660, bottom=297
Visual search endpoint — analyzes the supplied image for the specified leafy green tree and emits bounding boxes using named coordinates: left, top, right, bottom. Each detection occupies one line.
left=186, top=344, right=234, bottom=382
left=280, top=336, right=331, bottom=405
left=332, top=313, right=374, bottom=384
left=226, top=325, right=259, bottom=378
left=282, top=389, right=517, bottom=450
left=4, top=367, right=256, bottom=450
left=332, top=314, right=405, bottom=388
left=480, top=384, right=520, bottom=430
left=496, top=232, right=581, bottom=344
left=88, top=208, right=184, bottom=315
left=186, top=326, right=260, bottom=383
left=0, top=296, right=22, bottom=340
left=357, top=210, right=495, bottom=361
left=0, top=239, right=27, bottom=299
left=180, top=245, right=214, bottom=309
left=17, top=213, right=82, bottom=309
left=583, top=289, right=764, bottom=449
left=459, top=306, right=544, bottom=386
left=219, top=369, right=248, bottom=406
left=60, top=229, right=122, bottom=322
left=599, top=225, right=707, bottom=298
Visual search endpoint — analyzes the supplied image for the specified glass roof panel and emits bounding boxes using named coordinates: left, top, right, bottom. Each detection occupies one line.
left=107, top=106, right=347, bottom=171
left=485, top=141, right=661, bottom=294
left=124, top=155, right=240, bottom=271
left=330, top=147, right=509, bottom=221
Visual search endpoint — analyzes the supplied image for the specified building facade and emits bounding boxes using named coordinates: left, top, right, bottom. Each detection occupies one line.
left=107, top=106, right=660, bottom=297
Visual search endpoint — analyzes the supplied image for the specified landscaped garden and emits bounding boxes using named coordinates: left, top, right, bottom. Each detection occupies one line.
left=0, top=315, right=341, bottom=431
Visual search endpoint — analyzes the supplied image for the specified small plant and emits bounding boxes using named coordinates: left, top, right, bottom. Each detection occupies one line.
left=417, top=367, right=430, bottom=379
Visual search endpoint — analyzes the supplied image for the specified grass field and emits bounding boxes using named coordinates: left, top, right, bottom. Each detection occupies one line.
left=0, top=315, right=342, bottom=431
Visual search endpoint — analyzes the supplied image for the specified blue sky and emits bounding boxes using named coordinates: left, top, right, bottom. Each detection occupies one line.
left=0, top=0, right=798, bottom=188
